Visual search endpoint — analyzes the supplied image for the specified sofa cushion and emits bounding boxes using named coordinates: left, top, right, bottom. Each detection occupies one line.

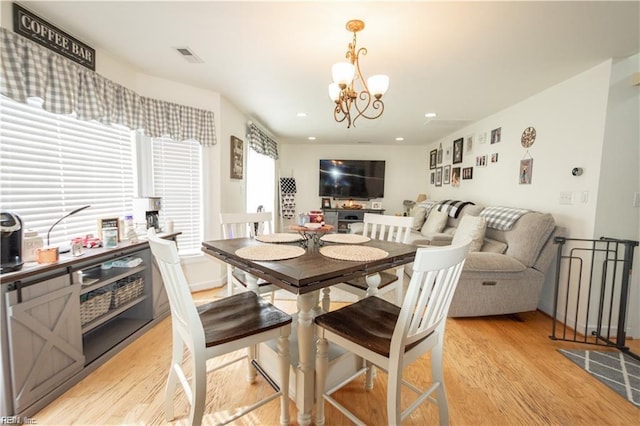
left=446, top=204, right=484, bottom=229
left=481, top=237, right=508, bottom=254
left=485, top=212, right=555, bottom=267
left=407, top=232, right=453, bottom=247
left=410, top=207, right=427, bottom=231
left=462, top=252, right=527, bottom=273
left=421, top=210, right=448, bottom=235
left=452, top=215, right=486, bottom=252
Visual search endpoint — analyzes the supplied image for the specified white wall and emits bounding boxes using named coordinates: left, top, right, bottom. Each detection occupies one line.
left=426, top=60, right=612, bottom=240
left=277, top=144, right=429, bottom=229
left=425, top=58, right=640, bottom=335
left=595, top=54, right=640, bottom=338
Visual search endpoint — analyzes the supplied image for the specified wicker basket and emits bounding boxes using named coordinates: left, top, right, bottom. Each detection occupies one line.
left=80, top=290, right=112, bottom=325
left=110, top=277, right=144, bottom=309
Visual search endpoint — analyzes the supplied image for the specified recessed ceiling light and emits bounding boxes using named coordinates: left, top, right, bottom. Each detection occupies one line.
left=308, top=136, right=316, bottom=141
left=395, top=137, right=404, bottom=141
left=425, top=112, right=437, bottom=118
left=297, top=112, right=307, bottom=117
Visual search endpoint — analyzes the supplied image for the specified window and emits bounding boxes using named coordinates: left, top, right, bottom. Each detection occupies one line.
left=247, top=148, right=275, bottom=215
left=151, top=137, right=202, bottom=254
left=0, top=95, right=135, bottom=247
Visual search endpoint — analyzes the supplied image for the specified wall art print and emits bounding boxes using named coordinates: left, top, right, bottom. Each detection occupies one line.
left=230, top=135, right=244, bottom=179
left=453, top=138, right=463, bottom=164
left=462, top=167, right=473, bottom=180
left=443, top=165, right=451, bottom=185
left=430, top=149, right=437, bottom=169
left=491, top=127, right=502, bottom=144
left=520, top=158, right=533, bottom=184
left=435, top=167, right=443, bottom=187
left=451, top=167, right=461, bottom=187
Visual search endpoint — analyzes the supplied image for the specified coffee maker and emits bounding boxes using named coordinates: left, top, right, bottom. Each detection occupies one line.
left=133, top=197, right=162, bottom=232
left=1, top=212, right=24, bottom=273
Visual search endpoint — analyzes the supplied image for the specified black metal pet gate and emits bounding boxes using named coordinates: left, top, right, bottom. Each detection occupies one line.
left=550, top=236, right=639, bottom=360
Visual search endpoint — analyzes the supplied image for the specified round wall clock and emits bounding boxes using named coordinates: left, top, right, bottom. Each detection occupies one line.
left=521, top=126, right=536, bottom=148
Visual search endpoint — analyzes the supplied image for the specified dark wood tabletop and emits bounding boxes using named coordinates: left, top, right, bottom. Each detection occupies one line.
left=202, top=238, right=417, bottom=295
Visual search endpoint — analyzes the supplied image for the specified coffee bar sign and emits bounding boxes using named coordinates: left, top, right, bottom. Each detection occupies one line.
left=13, top=3, right=95, bottom=70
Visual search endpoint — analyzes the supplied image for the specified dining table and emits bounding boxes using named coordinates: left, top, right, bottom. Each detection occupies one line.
left=202, top=235, right=417, bottom=425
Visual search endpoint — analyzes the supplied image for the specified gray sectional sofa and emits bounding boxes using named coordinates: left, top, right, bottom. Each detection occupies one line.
left=405, top=201, right=562, bottom=317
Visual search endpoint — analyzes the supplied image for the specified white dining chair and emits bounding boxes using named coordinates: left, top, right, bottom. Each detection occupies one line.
left=315, top=240, right=471, bottom=425
left=322, top=213, right=414, bottom=311
left=218, top=212, right=280, bottom=302
left=147, top=229, right=292, bottom=426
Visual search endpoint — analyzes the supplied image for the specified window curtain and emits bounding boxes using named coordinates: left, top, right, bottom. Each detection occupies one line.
left=247, top=122, right=278, bottom=159
left=0, top=27, right=216, bottom=146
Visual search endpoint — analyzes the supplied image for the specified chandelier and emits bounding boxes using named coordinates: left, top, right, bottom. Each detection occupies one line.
left=328, top=20, right=389, bottom=128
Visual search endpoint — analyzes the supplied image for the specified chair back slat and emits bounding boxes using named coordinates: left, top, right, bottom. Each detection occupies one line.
left=147, top=229, right=206, bottom=349
left=220, top=212, right=273, bottom=239
left=392, top=240, right=470, bottom=350
left=362, top=213, right=414, bottom=243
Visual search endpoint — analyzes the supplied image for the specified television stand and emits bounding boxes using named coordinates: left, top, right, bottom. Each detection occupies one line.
left=322, top=208, right=384, bottom=233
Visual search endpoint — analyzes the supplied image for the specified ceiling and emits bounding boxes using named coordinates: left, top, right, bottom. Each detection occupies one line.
left=17, top=1, right=640, bottom=146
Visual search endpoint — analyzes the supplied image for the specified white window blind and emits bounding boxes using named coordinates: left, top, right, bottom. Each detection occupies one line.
left=151, top=137, right=202, bottom=254
left=0, top=95, right=135, bottom=247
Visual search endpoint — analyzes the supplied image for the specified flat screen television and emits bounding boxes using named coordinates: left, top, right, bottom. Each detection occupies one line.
left=319, top=159, right=386, bottom=200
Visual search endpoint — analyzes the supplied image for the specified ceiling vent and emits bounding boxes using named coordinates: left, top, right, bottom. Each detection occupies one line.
left=174, top=47, right=203, bottom=64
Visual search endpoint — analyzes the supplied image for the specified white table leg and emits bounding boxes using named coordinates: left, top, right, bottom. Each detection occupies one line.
left=244, top=273, right=260, bottom=382
left=296, top=291, right=317, bottom=426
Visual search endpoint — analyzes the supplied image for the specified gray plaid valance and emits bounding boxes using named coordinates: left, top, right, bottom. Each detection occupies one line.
left=0, top=27, right=216, bottom=146
left=247, top=122, right=278, bottom=160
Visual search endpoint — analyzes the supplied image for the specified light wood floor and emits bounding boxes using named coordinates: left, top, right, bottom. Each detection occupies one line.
left=34, top=289, right=639, bottom=425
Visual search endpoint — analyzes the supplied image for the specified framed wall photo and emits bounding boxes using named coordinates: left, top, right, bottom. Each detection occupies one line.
left=321, top=197, right=332, bottom=209
left=429, top=149, right=437, bottom=169
left=437, top=144, right=443, bottom=164
left=491, top=127, right=502, bottom=144
left=520, top=158, right=533, bottom=184
left=451, top=167, right=461, bottom=187
left=97, top=217, right=120, bottom=242
left=435, top=167, right=443, bottom=187
left=462, top=167, right=474, bottom=180
left=430, top=172, right=435, bottom=184
left=453, top=138, right=463, bottom=164
left=230, top=136, right=244, bottom=179
left=443, top=165, right=451, bottom=185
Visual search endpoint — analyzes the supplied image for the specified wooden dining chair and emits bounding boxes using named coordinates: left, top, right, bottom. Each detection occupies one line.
left=322, top=213, right=414, bottom=311
left=219, top=212, right=280, bottom=302
left=147, top=229, right=292, bottom=426
left=315, top=240, right=471, bottom=425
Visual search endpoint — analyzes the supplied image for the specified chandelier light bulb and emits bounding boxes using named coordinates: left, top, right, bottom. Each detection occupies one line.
left=367, top=74, right=389, bottom=98
left=328, top=83, right=341, bottom=102
left=332, top=62, right=355, bottom=87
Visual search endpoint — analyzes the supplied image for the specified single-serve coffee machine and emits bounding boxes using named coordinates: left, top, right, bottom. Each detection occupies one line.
left=133, top=197, right=162, bottom=232
left=1, top=212, right=24, bottom=273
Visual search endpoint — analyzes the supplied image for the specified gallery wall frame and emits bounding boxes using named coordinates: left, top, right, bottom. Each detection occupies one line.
left=443, top=165, right=451, bottom=185
left=453, top=138, right=463, bottom=164
left=430, top=149, right=437, bottom=169
left=230, top=136, right=244, bottom=179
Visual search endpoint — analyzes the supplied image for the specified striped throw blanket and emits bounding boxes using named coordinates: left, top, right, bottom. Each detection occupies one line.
left=436, top=200, right=475, bottom=218
left=480, top=206, right=529, bottom=231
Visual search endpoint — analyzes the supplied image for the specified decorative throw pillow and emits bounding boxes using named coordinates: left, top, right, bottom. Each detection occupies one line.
left=411, top=207, right=427, bottom=231
left=452, top=215, right=487, bottom=252
left=421, top=210, right=448, bottom=236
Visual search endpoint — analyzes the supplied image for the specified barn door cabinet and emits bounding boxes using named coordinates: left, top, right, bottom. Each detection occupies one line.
left=0, top=235, right=175, bottom=418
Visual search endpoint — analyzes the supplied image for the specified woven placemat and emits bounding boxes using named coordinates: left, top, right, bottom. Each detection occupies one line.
left=320, top=234, right=371, bottom=244
left=319, top=245, right=388, bottom=262
left=255, top=233, right=303, bottom=243
left=235, top=244, right=305, bottom=261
